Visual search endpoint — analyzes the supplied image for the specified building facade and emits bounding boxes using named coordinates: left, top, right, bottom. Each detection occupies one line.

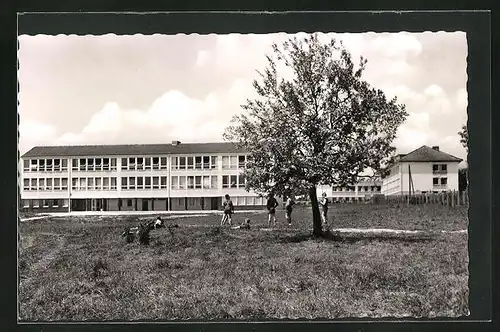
left=381, top=145, right=462, bottom=195
left=317, top=180, right=382, bottom=203
left=20, top=142, right=273, bottom=212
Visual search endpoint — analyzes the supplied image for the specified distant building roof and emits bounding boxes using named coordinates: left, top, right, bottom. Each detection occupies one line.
left=397, top=145, right=462, bottom=163
left=21, top=142, right=246, bottom=158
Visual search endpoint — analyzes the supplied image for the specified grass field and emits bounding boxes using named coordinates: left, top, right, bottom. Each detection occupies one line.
left=18, top=204, right=469, bottom=321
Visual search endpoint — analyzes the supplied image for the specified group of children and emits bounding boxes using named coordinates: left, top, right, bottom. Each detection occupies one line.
left=220, top=192, right=330, bottom=228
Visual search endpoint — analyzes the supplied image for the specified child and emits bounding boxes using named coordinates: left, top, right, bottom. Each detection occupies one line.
left=153, top=216, right=164, bottom=229
left=221, top=194, right=234, bottom=226
left=285, top=196, right=295, bottom=226
left=266, top=193, right=279, bottom=226
left=319, top=192, right=330, bottom=226
left=231, top=218, right=250, bottom=230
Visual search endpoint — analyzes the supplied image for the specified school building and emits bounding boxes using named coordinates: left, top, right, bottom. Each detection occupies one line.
left=20, top=141, right=271, bottom=212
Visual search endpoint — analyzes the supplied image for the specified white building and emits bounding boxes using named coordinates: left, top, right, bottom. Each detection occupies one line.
left=20, top=141, right=273, bottom=212
left=317, top=179, right=382, bottom=203
left=381, top=145, right=462, bottom=195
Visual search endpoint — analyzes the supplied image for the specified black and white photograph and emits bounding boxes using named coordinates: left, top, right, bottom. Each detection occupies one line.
left=17, top=12, right=475, bottom=322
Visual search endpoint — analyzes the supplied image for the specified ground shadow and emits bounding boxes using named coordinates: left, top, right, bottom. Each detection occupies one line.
left=279, top=230, right=436, bottom=244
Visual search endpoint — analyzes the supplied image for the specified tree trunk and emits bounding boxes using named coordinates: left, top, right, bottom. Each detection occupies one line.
left=309, top=185, right=323, bottom=237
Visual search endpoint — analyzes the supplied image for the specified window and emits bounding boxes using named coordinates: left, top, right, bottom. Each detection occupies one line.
left=203, top=156, right=210, bottom=169
left=23, top=160, right=30, bottom=171
left=111, top=158, right=117, bottom=170
left=111, top=177, right=117, bottom=190
left=441, top=164, right=447, bottom=171
left=79, top=178, right=87, bottom=190
left=129, top=177, right=136, bottom=190
left=54, top=159, right=61, bottom=171
left=433, top=164, right=439, bottom=171
left=72, top=178, right=78, bottom=190
left=195, top=156, right=202, bottom=169
left=230, top=175, right=238, bottom=188
left=94, top=158, right=102, bottom=171
left=103, top=158, right=110, bottom=170
left=171, top=176, right=179, bottom=189
left=43, top=200, right=49, bottom=208
left=222, top=156, right=230, bottom=169
left=238, top=174, right=246, bottom=188
left=23, top=179, right=30, bottom=191
left=222, top=175, right=230, bottom=188
left=433, top=178, right=439, bottom=185
left=160, top=176, right=167, bottom=188
left=238, top=155, right=246, bottom=168
left=188, top=197, right=196, bottom=207
left=152, top=157, right=160, bottom=170
left=23, top=199, right=29, bottom=208
left=52, top=199, right=59, bottom=207
left=129, top=157, right=136, bottom=170
left=62, top=159, right=68, bottom=170
left=46, top=159, right=53, bottom=172
left=441, top=178, right=448, bottom=185
left=203, top=176, right=211, bottom=189
left=127, top=199, right=133, bottom=207
left=121, top=177, right=128, bottom=190
left=153, top=176, right=160, bottom=189
left=364, top=186, right=369, bottom=192
left=137, top=157, right=144, bottom=170
left=211, top=156, right=218, bottom=169
left=145, top=157, right=151, bottom=170
left=46, top=178, right=53, bottom=190
left=187, top=157, right=194, bottom=169
left=237, top=196, right=245, bottom=205
left=30, top=159, right=37, bottom=171
left=137, top=177, right=144, bottom=190
left=96, top=177, right=102, bottom=190
left=145, top=176, right=151, bottom=189
left=72, top=159, right=78, bottom=170
left=246, top=196, right=255, bottom=205
left=171, top=157, right=178, bottom=170
left=79, top=159, right=86, bottom=171
left=33, top=200, right=39, bottom=208
left=230, top=156, right=238, bottom=169
left=160, top=157, right=167, bottom=169
left=88, top=178, right=94, bottom=190
left=62, top=178, right=68, bottom=190
left=103, top=177, right=110, bottom=190
left=63, top=199, right=69, bottom=207
left=87, top=158, right=94, bottom=171
left=38, top=178, right=45, bottom=191
left=187, top=176, right=195, bottom=189
left=195, top=176, right=202, bottom=189
left=179, top=176, right=186, bottom=189
left=211, top=176, right=218, bottom=189
left=121, top=158, right=128, bottom=170
left=39, top=159, right=45, bottom=172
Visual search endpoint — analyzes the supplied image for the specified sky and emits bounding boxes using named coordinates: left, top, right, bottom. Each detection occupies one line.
left=18, top=31, right=468, bottom=163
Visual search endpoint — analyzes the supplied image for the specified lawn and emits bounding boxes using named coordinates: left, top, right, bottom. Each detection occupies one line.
left=18, top=204, right=469, bottom=321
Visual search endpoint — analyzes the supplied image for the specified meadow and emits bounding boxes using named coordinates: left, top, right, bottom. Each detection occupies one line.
left=18, top=204, right=469, bottom=321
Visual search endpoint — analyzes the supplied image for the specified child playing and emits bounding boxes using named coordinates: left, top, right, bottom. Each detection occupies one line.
left=231, top=218, right=251, bottom=230
left=266, top=193, right=279, bottom=226
left=319, top=192, right=330, bottom=226
left=285, top=196, right=295, bottom=226
left=221, top=194, right=234, bottom=226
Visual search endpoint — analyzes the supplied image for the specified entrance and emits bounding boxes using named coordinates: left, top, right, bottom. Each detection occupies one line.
left=142, top=199, right=149, bottom=211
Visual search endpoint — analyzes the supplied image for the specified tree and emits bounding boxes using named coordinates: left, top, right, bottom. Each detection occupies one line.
left=458, top=124, right=468, bottom=153
left=458, top=168, right=468, bottom=192
left=223, top=34, right=408, bottom=237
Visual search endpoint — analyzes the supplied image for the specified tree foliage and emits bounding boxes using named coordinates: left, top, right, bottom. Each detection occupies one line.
left=458, top=124, right=468, bottom=152
left=223, top=34, right=408, bottom=235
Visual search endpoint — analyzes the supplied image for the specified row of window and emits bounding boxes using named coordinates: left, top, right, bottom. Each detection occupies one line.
left=121, top=176, right=168, bottom=190
left=120, top=157, right=168, bottom=171
left=24, top=159, right=69, bottom=172
left=332, top=185, right=382, bottom=192
left=432, top=164, right=448, bottom=173
left=432, top=177, right=448, bottom=186
left=22, top=199, right=69, bottom=208
left=23, top=178, right=69, bottom=191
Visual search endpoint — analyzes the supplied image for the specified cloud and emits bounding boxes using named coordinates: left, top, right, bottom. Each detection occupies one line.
left=371, top=33, right=423, bottom=58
